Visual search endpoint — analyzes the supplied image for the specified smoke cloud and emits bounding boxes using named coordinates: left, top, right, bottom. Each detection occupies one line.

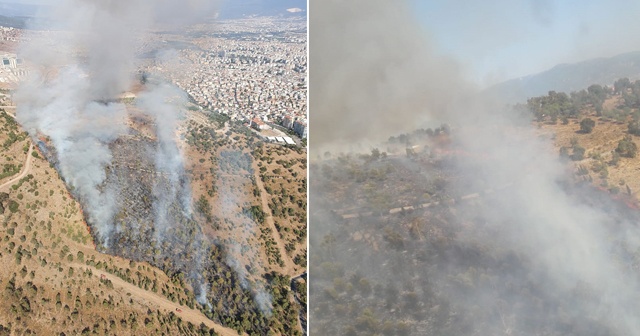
left=310, top=0, right=475, bottom=149
left=214, top=163, right=274, bottom=315
left=311, top=0, right=640, bottom=334
left=13, top=0, right=276, bottom=318
left=13, top=0, right=228, bottom=313
left=15, top=0, right=188, bottom=244
left=15, top=65, right=127, bottom=245
left=136, top=83, right=190, bottom=237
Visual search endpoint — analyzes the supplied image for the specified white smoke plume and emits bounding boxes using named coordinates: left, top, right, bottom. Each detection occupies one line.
left=14, top=0, right=216, bottom=243
left=225, top=244, right=273, bottom=315
left=136, top=83, right=190, bottom=237
left=14, top=0, right=221, bottom=310
left=15, top=65, right=127, bottom=246
left=310, top=0, right=475, bottom=150
left=215, top=171, right=274, bottom=315
left=14, top=0, right=277, bottom=319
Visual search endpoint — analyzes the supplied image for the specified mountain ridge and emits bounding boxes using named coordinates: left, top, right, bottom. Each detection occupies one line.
left=487, top=50, right=640, bottom=103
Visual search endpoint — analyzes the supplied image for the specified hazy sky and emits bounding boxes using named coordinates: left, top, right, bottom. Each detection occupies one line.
left=0, top=0, right=43, bottom=3
left=412, top=0, right=640, bottom=87
left=0, top=0, right=306, bottom=19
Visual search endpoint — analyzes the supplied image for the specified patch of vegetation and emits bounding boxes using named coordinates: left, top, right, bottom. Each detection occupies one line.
left=617, top=135, right=638, bottom=158
left=207, top=110, right=231, bottom=129
left=580, top=117, right=596, bottom=133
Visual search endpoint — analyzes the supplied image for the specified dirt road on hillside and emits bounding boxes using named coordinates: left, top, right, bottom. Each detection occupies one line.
left=73, top=263, right=240, bottom=336
left=0, top=144, right=33, bottom=190
left=252, top=165, right=297, bottom=276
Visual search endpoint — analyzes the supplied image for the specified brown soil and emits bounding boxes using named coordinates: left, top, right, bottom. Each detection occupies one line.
left=0, top=143, right=31, bottom=190
left=0, top=111, right=235, bottom=335
left=73, top=263, right=239, bottom=336
left=536, top=98, right=640, bottom=198
left=253, top=161, right=297, bottom=275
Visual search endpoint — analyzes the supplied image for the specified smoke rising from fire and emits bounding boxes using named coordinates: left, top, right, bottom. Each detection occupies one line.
left=136, top=83, right=190, bottom=237
left=15, top=0, right=215, bottom=244
left=214, top=169, right=273, bottom=315
left=311, top=0, right=640, bottom=334
left=15, top=65, right=127, bottom=245
left=310, top=0, right=475, bottom=150
left=11, top=0, right=270, bottom=315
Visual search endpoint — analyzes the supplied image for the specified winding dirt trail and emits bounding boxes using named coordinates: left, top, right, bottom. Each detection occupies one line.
left=183, top=108, right=297, bottom=276
left=0, top=107, right=235, bottom=335
left=252, top=165, right=297, bottom=277
left=0, top=108, right=34, bottom=191
left=72, top=263, right=240, bottom=336
left=0, top=143, right=33, bottom=190
left=0, top=111, right=232, bottom=331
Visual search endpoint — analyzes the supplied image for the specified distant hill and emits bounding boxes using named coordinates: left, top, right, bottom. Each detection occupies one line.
left=487, top=51, right=640, bottom=103
left=0, top=2, right=40, bottom=18
left=0, top=14, right=29, bottom=29
left=218, top=0, right=306, bottom=19
left=0, top=1, right=307, bottom=28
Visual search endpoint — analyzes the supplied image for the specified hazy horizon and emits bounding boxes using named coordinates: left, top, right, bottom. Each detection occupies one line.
left=411, top=0, right=640, bottom=88
left=0, top=0, right=306, bottom=20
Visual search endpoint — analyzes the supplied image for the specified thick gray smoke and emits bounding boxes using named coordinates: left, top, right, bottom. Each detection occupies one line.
left=136, top=83, right=190, bottom=237
left=15, top=0, right=214, bottom=243
left=14, top=0, right=275, bottom=317
left=310, top=0, right=475, bottom=149
left=14, top=0, right=220, bottom=308
left=311, top=0, right=640, bottom=334
left=15, top=65, right=127, bottom=245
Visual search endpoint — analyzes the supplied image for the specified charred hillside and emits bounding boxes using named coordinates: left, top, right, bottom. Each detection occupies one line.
left=310, top=128, right=640, bottom=336
left=34, top=117, right=282, bottom=335
left=0, top=110, right=243, bottom=335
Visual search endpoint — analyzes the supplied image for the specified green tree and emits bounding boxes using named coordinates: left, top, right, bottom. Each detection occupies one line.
left=629, top=120, right=640, bottom=135
left=617, top=136, right=638, bottom=158
left=571, top=145, right=586, bottom=161
left=370, top=148, right=381, bottom=161
left=614, top=77, right=632, bottom=94
left=588, top=84, right=607, bottom=100
left=580, top=118, right=595, bottom=133
left=8, top=200, right=18, bottom=213
left=610, top=151, right=621, bottom=166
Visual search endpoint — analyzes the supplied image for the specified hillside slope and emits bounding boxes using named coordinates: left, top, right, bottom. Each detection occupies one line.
left=0, top=110, right=233, bottom=335
left=487, top=51, right=640, bottom=103
left=0, top=102, right=307, bottom=335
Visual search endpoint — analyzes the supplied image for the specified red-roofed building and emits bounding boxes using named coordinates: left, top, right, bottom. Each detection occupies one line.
left=250, top=117, right=270, bottom=131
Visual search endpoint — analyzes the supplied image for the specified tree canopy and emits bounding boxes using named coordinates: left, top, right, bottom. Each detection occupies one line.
left=616, top=135, right=638, bottom=158
left=580, top=118, right=595, bottom=133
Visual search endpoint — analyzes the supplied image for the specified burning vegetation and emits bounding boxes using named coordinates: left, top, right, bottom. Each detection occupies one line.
left=8, top=0, right=306, bottom=334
